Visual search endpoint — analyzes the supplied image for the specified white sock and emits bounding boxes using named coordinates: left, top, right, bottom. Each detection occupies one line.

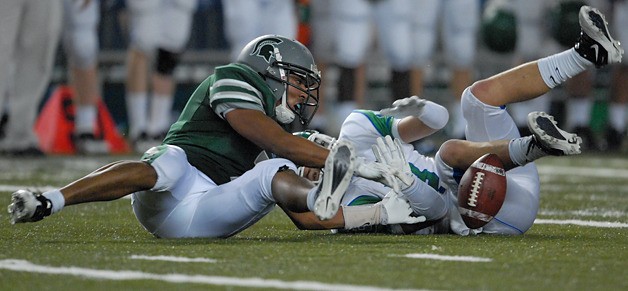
left=537, top=48, right=592, bottom=89
left=148, top=94, right=173, bottom=135
left=43, top=189, right=65, bottom=214
left=75, top=105, right=97, bottom=134
left=509, top=136, right=545, bottom=166
left=608, top=103, right=627, bottom=131
left=306, top=187, right=318, bottom=212
left=126, top=92, right=148, bottom=138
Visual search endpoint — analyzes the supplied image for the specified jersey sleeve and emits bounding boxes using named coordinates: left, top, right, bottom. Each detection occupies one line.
left=209, top=67, right=267, bottom=119
left=338, top=110, right=400, bottom=159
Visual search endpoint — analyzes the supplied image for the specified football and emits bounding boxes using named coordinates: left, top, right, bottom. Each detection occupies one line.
left=457, top=153, right=507, bottom=229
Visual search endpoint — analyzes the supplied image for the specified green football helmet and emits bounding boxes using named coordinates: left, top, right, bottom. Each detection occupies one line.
left=481, top=0, right=517, bottom=53
left=237, top=35, right=322, bottom=125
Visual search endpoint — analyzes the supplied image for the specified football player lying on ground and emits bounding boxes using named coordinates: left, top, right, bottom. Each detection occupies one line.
left=7, top=34, right=422, bottom=238
left=287, top=5, right=624, bottom=235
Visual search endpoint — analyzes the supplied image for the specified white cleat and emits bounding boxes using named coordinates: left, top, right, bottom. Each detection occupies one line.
left=7, top=190, right=51, bottom=224
left=313, top=140, right=356, bottom=220
left=527, top=111, right=582, bottom=156
left=575, top=6, right=623, bottom=67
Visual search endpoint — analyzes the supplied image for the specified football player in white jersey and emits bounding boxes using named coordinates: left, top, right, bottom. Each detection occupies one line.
left=409, top=0, right=480, bottom=139
left=221, top=0, right=298, bottom=61
left=8, top=35, right=421, bottom=238
left=294, top=5, right=623, bottom=235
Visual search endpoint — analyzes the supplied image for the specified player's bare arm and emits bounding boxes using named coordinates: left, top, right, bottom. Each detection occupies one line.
left=225, top=108, right=329, bottom=168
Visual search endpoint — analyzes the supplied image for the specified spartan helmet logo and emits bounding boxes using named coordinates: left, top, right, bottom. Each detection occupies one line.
left=250, top=37, right=283, bottom=63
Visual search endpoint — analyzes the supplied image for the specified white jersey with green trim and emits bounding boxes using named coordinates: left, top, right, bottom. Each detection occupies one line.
left=338, top=110, right=450, bottom=204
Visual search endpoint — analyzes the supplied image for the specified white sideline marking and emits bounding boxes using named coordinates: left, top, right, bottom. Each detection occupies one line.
left=0, top=259, right=426, bottom=291
left=0, top=185, right=56, bottom=192
left=537, top=165, right=628, bottom=179
left=534, top=219, right=628, bottom=228
left=130, top=255, right=217, bottom=263
left=403, top=254, right=492, bottom=262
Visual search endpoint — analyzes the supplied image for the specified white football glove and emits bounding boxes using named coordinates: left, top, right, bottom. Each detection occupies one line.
left=377, top=190, right=426, bottom=225
left=354, top=157, right=401, bottom=193
left=379, top=96, right=427, bottom=119
left=372, top=136, right=415, bottom=189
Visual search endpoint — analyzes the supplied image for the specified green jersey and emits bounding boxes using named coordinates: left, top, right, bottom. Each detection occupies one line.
left=163, top=63, right=278, bottom=185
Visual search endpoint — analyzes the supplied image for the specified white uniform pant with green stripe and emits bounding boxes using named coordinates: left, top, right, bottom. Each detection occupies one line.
left=131, top=145, right=296, bottom=238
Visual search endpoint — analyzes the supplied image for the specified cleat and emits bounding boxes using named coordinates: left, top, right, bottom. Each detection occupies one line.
left=574, top=6, right=623, bottom=67
left=313, top=140, right=356, bottom=220
left=7, top=190, right=52, bottom=224
left=527, top=111, right=582, bottom=156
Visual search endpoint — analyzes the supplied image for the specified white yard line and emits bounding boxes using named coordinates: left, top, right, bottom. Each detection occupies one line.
left=402, top=254, right=492, bottom=262
left=130, top=255, right=217, bottom=263
left=0, top=259, right=426, bottom=291
left=534, top=219, right=628, bottom=228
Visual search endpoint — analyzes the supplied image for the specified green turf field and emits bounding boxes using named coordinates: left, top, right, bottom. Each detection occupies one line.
left=0, top=154, right=626, bottom=290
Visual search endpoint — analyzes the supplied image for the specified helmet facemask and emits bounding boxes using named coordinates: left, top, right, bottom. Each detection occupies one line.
left=267, top=47, right=321, bottom=125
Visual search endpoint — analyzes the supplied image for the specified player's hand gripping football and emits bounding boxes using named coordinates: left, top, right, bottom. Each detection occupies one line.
left=379, top=95, right=426, bottom=119
left=372, top=136, right=415, bottom=189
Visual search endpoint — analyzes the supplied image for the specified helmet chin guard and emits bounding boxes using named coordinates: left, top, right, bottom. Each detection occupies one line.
left=273, top=48, right=296, bottom=124
left=275, top=97, right=296, bottom=124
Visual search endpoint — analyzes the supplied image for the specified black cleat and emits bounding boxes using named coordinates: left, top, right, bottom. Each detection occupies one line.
left=574, top=6, right=623, bottom=67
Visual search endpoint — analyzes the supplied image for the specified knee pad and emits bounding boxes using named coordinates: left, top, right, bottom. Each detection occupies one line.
left=155, top=48, right=181, bottom=76
left=142, top=145, right=189, bottom=191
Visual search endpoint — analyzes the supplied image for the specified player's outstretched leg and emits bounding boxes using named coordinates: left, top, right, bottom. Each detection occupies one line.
left=574, top=6, right=623, bottom=67
left=527, top=111, right=582, bottom=156
left=313, top=140, right=356, bottom=220
left=7, top=190, right=52, bottom=224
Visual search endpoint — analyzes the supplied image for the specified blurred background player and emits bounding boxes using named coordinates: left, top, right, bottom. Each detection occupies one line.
left=409, top=0, right=481, bottom=139
left=221, top=0, right=297, bottom=61
left=62, top=0, right=108, bottom=154
left=505, top=0, right=552, bottom=137
left=305, top=0, right=336, bottom=132
left=125, top=0, right=197, bottom=152
left=606, top=0, right=628, bottom=151
left=0, top=0, right=62, bottom=156
left=327, top=0, right=413, bottom=136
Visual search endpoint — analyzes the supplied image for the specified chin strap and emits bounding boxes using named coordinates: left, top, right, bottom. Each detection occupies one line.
left=273, top=47, right=295, bottom=124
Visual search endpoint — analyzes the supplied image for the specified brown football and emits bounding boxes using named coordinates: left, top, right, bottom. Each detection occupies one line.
left=457, top=153, right=507, bottom=229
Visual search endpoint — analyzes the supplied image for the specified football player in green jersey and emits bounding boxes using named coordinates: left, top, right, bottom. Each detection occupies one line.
left=8, top=35, right=422, bottom=238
